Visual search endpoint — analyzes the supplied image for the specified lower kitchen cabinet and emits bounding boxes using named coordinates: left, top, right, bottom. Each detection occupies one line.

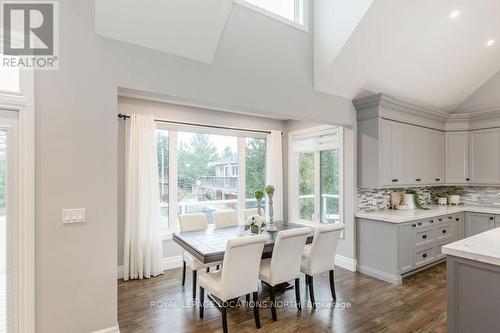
left=465, top=212, right=496, bottom=237
left=357, top=213, right=464, bottom=285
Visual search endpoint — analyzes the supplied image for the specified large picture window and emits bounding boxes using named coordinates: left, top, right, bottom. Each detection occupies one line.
left=156, top=125, right=267, bottom=231
left=290, top=127, right=343, bottom=225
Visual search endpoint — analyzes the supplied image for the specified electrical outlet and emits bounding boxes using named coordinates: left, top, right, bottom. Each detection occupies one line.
left=372, top=198, right=378, bottom=206
left=62, top=208, right=86, bottom=223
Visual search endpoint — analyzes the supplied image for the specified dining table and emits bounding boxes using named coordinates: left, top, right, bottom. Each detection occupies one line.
left=172, top=221, right=315, bottom=264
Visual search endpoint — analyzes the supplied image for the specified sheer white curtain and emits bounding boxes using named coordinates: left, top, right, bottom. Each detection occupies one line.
left=124, top=114, right=163, bottom=280
left=266, top=130, right=283, bottom=221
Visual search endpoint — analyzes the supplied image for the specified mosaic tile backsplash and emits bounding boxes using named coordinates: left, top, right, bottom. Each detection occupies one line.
left=357, top=186, right=500, bottom=212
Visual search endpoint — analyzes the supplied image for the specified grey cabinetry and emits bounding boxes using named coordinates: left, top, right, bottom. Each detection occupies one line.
left=469, top=128, right=500, bottom=184
left=358, top=213, right=464, bottom=285
left=445, top=131, right=469, bottom=184
left=465, top=212, right=496, bottom=237
left=358, top=117, right=445, bottom=188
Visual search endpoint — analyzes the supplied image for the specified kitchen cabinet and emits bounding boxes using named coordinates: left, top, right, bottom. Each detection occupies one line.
left=465, top=212, right=496, bottom=237
left=469, top=128, right=500, bottom=184
left=357, top=213, right=464, bottom=285
left=445, top=131, right=469, bottom=184
left=358, top=118, right=446, bottom=187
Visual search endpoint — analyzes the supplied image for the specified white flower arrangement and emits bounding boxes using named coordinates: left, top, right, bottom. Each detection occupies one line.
left=245, top=214, right=266, bottom=232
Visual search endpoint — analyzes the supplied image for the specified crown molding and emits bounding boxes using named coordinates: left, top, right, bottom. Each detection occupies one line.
left=354, top=93, right=500, bottom=131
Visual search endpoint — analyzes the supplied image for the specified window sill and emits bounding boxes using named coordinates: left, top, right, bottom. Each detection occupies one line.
left=161, top=231, right=174, bottom=241
left=234, top=0, right=309, bottom=32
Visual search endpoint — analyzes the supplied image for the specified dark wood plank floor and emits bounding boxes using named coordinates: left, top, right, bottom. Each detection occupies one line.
left=118, top=263, right=447, bottom=333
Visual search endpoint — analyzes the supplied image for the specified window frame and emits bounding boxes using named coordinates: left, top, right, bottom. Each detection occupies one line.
left=234, top=0, right=309, bottom=32
left=288, top=125, right=344, bottom=227
left=156, top=123, right=267, bottom=238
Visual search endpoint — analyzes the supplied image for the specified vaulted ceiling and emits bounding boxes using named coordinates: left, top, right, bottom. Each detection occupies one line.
left=95, top=0, right=233, bottom=64
left=314, top=0, right=500, bottom=112
left=95, top=0, right=500, bottom=113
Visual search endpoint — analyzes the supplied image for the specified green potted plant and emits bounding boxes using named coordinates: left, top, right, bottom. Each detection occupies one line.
left=447, top=187, right=464, bottom=205
left=405, top=189, right=429, bottom=210
left=264, top=185, right=277, bottom=231
left=254, top=190, right=264, bottom=216
left=430, top=187, right=449, bottom=206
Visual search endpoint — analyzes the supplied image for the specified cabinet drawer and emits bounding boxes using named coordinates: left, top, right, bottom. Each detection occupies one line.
left=415, top=229, right=434, bottom=248
left=436, top=243, right=446, bottom=260
left=415, top=247, right=434, bottom=267
left=436, top=224, right=453, bottom=242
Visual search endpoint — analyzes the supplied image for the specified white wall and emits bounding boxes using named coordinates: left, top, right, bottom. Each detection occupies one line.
left=35, top=1, right=356, bottom=332
left=455, top=70, right=500, bottom=113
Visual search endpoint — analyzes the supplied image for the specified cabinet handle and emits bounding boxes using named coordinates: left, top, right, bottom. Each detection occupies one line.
left=438, top=218, right=442, bottom=222
left=412, top=224, right=416, bottom=228
left=418, top=222, right=422, bottom=226
left=442, top=230, right=447, bottom=234
left=392, top=179, right=398, bottom=182
left=423, top=253, right=428, bottom=258
left=456, top=218, right=459, bottom=221
left=430, top=220, right=434, bottom=223
left=422, top=234, right=427, bottom=239
left=466, top=178, right=470, bottom=181
left=490, top=217, right=494, bottom=220
left=416, top=178, right=422, bottom=182
left=448, top=216, right=452, bottom=219
left=435, top=178, right=441, bottom=181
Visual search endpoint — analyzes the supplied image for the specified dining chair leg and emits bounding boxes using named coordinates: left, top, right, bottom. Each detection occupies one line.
left=182, top=261, right=186, bottom=286
left=305, top=274, right=309, bottom=286
left=270, top=286, right=277, bottom=321
left=294, top=278, right=301, bottom=311
left=252, top=291, right=261, bottom=329
left=246, top=294, right=250, bottom=303
left=192, top=270, right=197, bottom=300
left=221, top=305, right=228, bottom=333
left=307, top=275, right=316, bottom=309
left=206, top=267, right=210, bottom=273
left=216, top=264, right=220, bottom=270
left=199, top=286, right=205, bottom=318
left=329, top=270, right=336, bottom=301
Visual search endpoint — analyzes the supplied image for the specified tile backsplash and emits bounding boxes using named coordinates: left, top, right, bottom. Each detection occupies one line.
left=357, top=186, right=500, bottom=212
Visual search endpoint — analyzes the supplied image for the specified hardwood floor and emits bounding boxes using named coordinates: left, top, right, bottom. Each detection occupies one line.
left=118, top=263, right=447, bottom=333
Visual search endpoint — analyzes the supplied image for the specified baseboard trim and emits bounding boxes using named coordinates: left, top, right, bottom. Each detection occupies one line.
left=93, top=324, right=120, bottom=333
left=357, top=264, right=402, bottom=285
left=335, top=254, right=357, bottom=272
left=117, top=256, right=183, bottom=279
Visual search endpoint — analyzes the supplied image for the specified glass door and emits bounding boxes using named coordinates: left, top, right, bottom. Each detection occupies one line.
left=0, top=111, right=18, bottom=333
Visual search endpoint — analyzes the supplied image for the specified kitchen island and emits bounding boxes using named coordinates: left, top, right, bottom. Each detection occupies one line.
left=442, top=228, right=500, bottom=333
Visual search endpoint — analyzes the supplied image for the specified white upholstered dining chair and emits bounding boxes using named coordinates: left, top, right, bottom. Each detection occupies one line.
left=301, top=223, right=344, bottom=308
left=213, top=210, right=239, bottom=229
left=242, top=208, right=258, bottom=221
left=199, top=234, right=268, bottom=333
left=179, top=213, right=222, bottom=300
left=259, top=227, right=311, bottom=321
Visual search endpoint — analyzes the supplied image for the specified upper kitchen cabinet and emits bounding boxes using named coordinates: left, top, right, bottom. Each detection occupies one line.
left=469, top=128, right=500, bottom=184
left=357, top=117, right=445, bottom=188
left=355, top=93, right=500, bottom=188
left=445, top=132, right=469, bottom=184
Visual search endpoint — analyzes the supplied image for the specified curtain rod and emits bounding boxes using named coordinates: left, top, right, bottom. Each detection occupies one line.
left=117, top=113, right=273, bottom=135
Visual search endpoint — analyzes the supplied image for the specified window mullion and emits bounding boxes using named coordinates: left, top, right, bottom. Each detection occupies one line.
left=168, top=130, right=178, bottom=231
left=314, top=151, right=321, bottom=224
left=237, top=137, right=246, bottom=225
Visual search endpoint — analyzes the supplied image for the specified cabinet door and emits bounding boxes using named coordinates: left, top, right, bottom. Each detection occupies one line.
left=432, top=130, right=445, bottom=184
left=419, top=128, right=435, bottom=184
left=470, top=129, right=500, bottom=184
left=445, top=132, right=469, bottom=184
left=380, top=120, right=408, bottom=186
left=398, top=224, right=414, bottom=273
left=465, top=213, right=495, bottom=237
left=406, top=125, right=423, bottom=185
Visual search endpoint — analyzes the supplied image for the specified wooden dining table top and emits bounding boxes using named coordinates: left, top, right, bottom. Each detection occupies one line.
left=172, top=221, right=314, bottom=264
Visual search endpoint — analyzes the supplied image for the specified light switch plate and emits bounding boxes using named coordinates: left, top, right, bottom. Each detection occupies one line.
left=62, top=208, right=86, bottom=223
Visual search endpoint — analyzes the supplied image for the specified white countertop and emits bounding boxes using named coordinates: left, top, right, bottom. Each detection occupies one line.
left=442, top=227, right=500, bottom=267
left=355, top=205, right=500, bottom=223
